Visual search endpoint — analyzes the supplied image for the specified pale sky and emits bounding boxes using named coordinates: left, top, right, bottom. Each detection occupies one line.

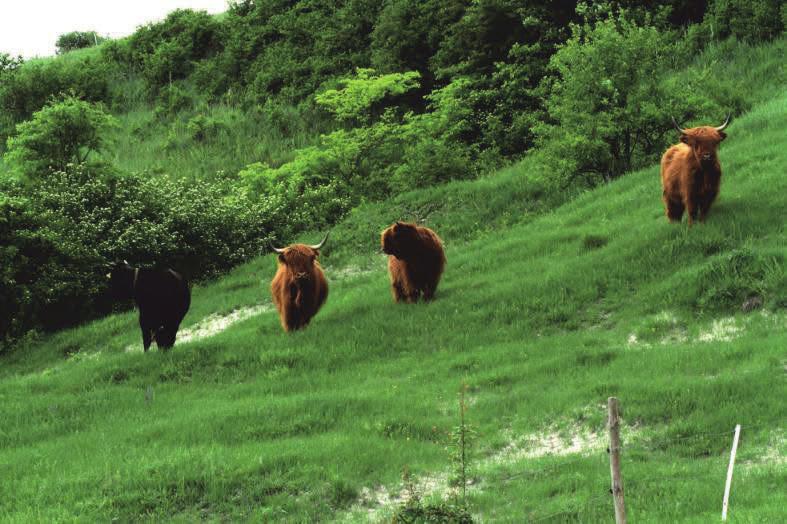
left=0, top=0, right=227, bottom=58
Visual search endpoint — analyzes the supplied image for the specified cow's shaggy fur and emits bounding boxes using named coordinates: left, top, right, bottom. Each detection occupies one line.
left=661, top=124, right=727, bottom=226
left=108, top=262, right=191, bottom=351
left=381, top=222, right=446, bottom=303
left=270, top=244, right=328, bottom=332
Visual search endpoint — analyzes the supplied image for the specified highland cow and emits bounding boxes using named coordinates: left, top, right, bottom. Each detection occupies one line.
left=107, top=261, right=191, bottom=351
left=661, top=115, right=730, bottom=226
left=381, top=222, right=446, bottom=303
left=270, top=234, right=329, bottom=332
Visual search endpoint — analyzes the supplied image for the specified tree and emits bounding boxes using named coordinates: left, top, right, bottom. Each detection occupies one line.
left=534, top=10, right=682, bottom=187
left=705, top=0, right=784, bottom=42
left=56, top=31, right=106, bottom=54
left=315, top=68, right=421, bottom=124
left=5, top=96, right=116, bottom=178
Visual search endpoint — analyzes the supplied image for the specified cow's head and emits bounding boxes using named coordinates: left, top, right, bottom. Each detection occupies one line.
left=270, top=234, right=328, bottom=276
left=381, top=221, right=418, bottom=258
left=672, top=115, right=729, bottom=167
left=106, top=260, right=135, bottom=299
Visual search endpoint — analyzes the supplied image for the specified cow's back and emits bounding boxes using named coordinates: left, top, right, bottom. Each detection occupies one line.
left=661, top=143, right=692, bottom=194
left=135, top=269, right=190, bottom=323
left=416, top=227, right=446, bottom=280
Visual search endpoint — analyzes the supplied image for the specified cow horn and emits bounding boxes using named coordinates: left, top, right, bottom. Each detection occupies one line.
left=310, top=232, right=329, bottom=250
left=715, top=114, right=730, bottom=131
left=269, top=241, right=286, bottom=254
left=671, top=116, right=687, bottom=135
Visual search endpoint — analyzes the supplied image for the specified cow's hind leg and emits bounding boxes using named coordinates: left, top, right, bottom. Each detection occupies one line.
left=686, top=199, right=699, bottom=227
left=156, top=325, right=177, bottom=350
left=391, top=282, right=406, bottom=303
left=665, top=198, right=684, bottom=223
left=698, top=192, right=717, bottom=222
left=392, top=278, right=416, bottom=303
left=282, top=306, right=305, bottom=332
left=422, top=283, right=437, bottom=302
left=139, top=314, right=153, bottom=352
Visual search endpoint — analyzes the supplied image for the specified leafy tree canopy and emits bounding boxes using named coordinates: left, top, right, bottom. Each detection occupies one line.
left=56, top=31, right=106, bottom=54
left=315, top=68, right=421, bottom=124
left=5, top=96, right=117, bottom=178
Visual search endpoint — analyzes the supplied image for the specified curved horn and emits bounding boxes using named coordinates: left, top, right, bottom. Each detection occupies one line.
left=671, top=116, right=687, bottom=134
left=269, top=241, right=286, bottom=254
left=715, top=114, right=730, bottom=131
left=309, top=232, right=329, bottom=250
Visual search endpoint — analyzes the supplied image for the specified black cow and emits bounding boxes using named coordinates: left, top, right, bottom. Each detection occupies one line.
left=107, top=261, right=191, bottom=351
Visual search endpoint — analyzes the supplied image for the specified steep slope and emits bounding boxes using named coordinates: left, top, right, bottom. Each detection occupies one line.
left=0, top=90, right=785, bottom=522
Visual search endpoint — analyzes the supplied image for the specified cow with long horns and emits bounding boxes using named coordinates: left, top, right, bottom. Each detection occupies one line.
left=660, top=115, right=730, bottom=226
left=381, top=222, right=446, bottom=303
left=270, top=234, right=329, bottom=332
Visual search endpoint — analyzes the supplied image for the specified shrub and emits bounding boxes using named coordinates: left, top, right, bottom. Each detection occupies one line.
left=704, top=0, right=784, bottom=43
left=242, top=67, right=486, bottom=217
left=0, top=187, right=103, bottom=338
left=370, top=0, right=465, bottom=83
left=56, top=31, right=106, bottom=54
left=121, top=9, right=224, bottom=93
left=0, top=55, right=113, bottom=141
left=0, top=54, right=24, bottom=146
left=5, top=97, right=116, bottom=178
left=186, top=114, right=227, bottom=142
left=0, top=163, right=289, bottom=341
left=534, top=10, right=712, bottom=188
left=154, top=84, right=195, bottom=118
left=141, top=40, right=192, bottom=88
left=315, top=68, right=421, bottom=124
left=239, top=147, right=354, bottom=230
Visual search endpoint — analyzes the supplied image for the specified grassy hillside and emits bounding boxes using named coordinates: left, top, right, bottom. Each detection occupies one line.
left=1, top=75, right=784, bottom=522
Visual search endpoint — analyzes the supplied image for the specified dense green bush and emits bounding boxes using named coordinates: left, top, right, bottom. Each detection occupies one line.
left=241, top=69, right=480, bottom=221
left=56, top=31, right=106, bottom=54
left=0, top=54, right=114, bottom=141
left=0, top=163, right=287, bottom=340
left=186, top=114, right=227, bottom=142
left=0, top=54, right=24, bottom=146
left=315, top=68, right=421, bottom=124
left=229, top=0, right=381, bottom=103
left=0, top=188, right=101, bottom=338
left=119, top=9, right=224, bottom=92
left=370, top=0, right=466, bottom=89
left=154, top=84, right=195, bottom=118
left=5, top=97, right=117, bottom=178
left=534, top=10, right=725, bottom=188
left=704, top=0, right=784, bottom=42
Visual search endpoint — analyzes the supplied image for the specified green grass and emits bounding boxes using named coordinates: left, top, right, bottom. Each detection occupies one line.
left=1, top=77, right=785, bottom=522
left=107, top=98, right=327, bottom=181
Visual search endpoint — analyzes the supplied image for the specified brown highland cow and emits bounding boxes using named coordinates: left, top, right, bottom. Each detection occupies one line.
left=381, top=222, right=446, bottom=303
left=270, top=234, right=329, bottom=332
left=660, top=115, right=730, bottom=226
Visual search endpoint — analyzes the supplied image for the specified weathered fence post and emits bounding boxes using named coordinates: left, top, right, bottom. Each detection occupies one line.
left=722, top=424, right=741, bottom=521
left=607, top=397, right=627, bottom=524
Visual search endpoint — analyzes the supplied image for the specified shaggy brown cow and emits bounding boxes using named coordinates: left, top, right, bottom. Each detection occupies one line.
left=381, top=221, right=446, bottom=303
left=660, top=115, right=730, bottom=226
left=270, top=234, right=329, bottom=332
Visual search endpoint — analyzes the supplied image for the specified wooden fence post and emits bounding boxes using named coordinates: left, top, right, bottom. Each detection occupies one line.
left=722, top=424, right=741, bottom=521
left=607, top=397, right=627, bottom=524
